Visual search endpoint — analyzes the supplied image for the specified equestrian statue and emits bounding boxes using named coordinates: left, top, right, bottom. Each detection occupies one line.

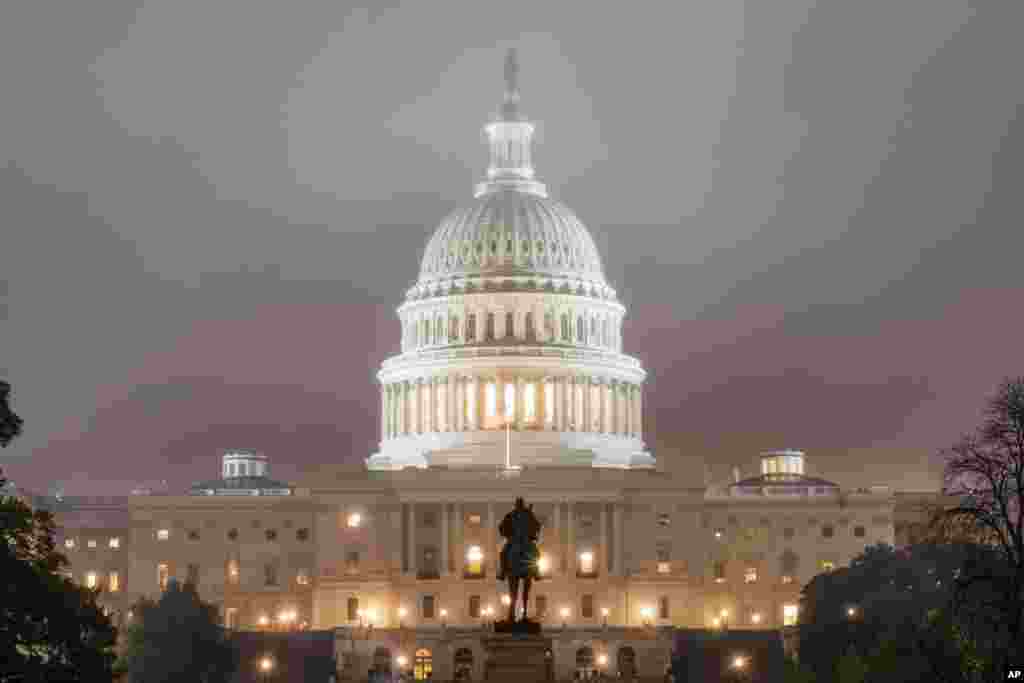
left=496, top=497, right=543, bottom=630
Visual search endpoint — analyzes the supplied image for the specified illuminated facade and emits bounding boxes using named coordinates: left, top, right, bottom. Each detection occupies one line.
left=44, top=51, right=940, bottom=683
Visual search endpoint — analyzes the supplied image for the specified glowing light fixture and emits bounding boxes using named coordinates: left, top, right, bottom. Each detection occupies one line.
left=347, top=513, right=361, bottom=528
left=396, top=655, right=408, bottom=667
left=501, top=594, right=512, bottom=606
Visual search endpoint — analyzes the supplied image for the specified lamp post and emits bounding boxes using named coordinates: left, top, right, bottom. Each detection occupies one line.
left=398, top=606, right=408, bottom=629
left=259, top=655, right=274, bottom=683
left=440, top=608, right=448, bottom=628
left=601, top=607, right=609, bottom=628
left=560, top=606, right=570, bottom=629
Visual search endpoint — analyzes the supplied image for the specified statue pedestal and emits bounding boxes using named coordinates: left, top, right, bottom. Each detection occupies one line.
left=481, top=632, right=552, bottom=683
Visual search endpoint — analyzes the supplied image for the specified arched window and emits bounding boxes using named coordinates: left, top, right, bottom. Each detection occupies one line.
left=561, top=314, right=570, bottom=341
left=466, top=314, right=476, bottom=342
left=577, top=315, right=585, bottom=343
left=450, top=316, right=460, bottom=342
left=505, top=312, right=515, bottom=339
left=525, top=312, right=536, bottom=340
left=453, top=647, right=474, bottom=682
left=414, top=648, right=433, bottom=681
left=486, top=313, right=496, bottom=341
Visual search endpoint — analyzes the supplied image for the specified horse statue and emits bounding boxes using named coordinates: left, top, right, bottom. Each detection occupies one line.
left=497, top=497, right=542, bottom=627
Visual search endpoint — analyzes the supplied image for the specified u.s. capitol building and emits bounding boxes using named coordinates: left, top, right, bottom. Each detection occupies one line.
left=46, top=51, right=937, bottom=682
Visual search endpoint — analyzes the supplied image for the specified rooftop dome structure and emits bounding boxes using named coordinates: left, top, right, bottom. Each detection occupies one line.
left=368, top=49, right=652, bottom=472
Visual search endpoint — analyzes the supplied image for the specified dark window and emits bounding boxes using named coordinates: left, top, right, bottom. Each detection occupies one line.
left=347, top=597, right=359, bottom=622
left=783, top=527, right=795, bottom=540
left=822, top=525, right=834, bottom=538
left=854, top=525, right=866, bottom=538
left=186, top=563, right=200, bottom=585
left=450, top=316, right=460, bottom=341
left=466, top=314, right=476, bottom=342
left=544, top=312, right=554, bottom=339
left=346, top=551, right=360, bottom=574
left=424, top=319, right=432, bottom=345
left=657, top=513, right=671, bottom=528
left=264, top=563, right=278, bottom=586
left=561, top=314, right=570, bottom=341
left=436, top=316, right=444, bottom=343
left=581, top=594, right=594, bottom=619
left=525, top=312, right=535, bottom=340
left=227, top=528, right=238, bottom=541
left=188, top=529, right=200, bottom=541
left=577, top=315, right=585, bottom=342
left=422, top=595, right=435, bottom=619
left=713, top=560, right=727, bottom=582
left=590, top=317, right=597, bottom=342
left=505, top=312, right=514, bottom=338
left=659, top=595, right=670, bottom=619
left=486, top=313, right=496, bottom=340
left=535, top=594, right=547, bottom=618
left=265, top=529, right=277, bottom=541
left=422, top=511, right=437, bottom=528
left=296, top=528, right=310, bottom=542
left=469, top=595, right=481, bottom=618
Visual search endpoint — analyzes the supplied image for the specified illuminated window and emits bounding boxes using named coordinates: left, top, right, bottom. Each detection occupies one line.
left=109, top=571, right=120, bottom=592
left=226, top=559, right=239, bottom=584
left=524, top=383, right=536, bottom=422
left=157, top=563, right=169, bottom=591
left=485, top=383, right=497, bottom=418
left=544, top=382, right=554, bottom=424
left=157, top=529, right=170, bottom=541
left=108, top=537, right=120, bottom=549
left=781, top=575, right=794, bottom=585
left=578, top=551, right=595, bottom=575
left=296, top=569, right=310, bottom=586
left=744, top=566, right=759, bottom=584
left=783, top=603, right=799, bottom=626
left=820, top=560, right=835, bottom=573
left=714, top=528, right=725, bottom=540
left=85, top=571, right=98, bottom=588
left=504, top=382, right=514, bottom=420
left=347, top=597, right=360, bottom=622
left=468, top=514, right=481, bottom=525
left=64, top=538, right=76, bottom=550
left=466, top=546, right=484, bottom=576
left=657, top=562, right=671, bottom=575
left=414, top=648, right=433, bottom=681
left=87, top=539, right=97, bottom=548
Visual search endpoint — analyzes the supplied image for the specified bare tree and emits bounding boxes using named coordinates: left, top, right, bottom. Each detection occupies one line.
left=938, top=377, right=1024, bottom=678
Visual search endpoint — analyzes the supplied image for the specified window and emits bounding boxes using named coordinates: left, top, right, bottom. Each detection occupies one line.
left=561, top=314, right=570, bottom=341
left=590, top=317, right=597, bottom=344
left=64, top=538, right=75, bottom=550
left=657, top=562, right=671, bottom=575
left=822, top=525, right=834, bottom=538
left=659, top=595, right=670, bottom=620
left=466, top=314, right=476, bottom=342
left=422, top=511, right=437, bottom=528
left=783, top=527, right=795, bottom=539
left=109, top=537, right=120, bottom=549
left=414, top=648, right=433, bottom=681
left=714, top=528, right=725, bottom=540
left=581, top=594, right=594, bottom=619
left=655, top=540, right=671, bottom=563
left=188, top=530, right=200, bottom=541
left=85, top=571, right=98, bottom=588
left=109, top=571, right=120, bottom=592
left=296, top=569, right=310, bottom=586
left=657, top=513, right=671, bottom=528
left=265, top=529, right=277, bottom=541
left=87, top=539, right=97, bottom=549
left=226, top=559, right=239, bottom=584
left=423, top=319, right=431, bottom=345
left=264, top=562, right=278, bottom=586
left=347, top=597, right=360, bottom=622
left=578, top=551, right=595, bottom=575
left=525, top=312, right=535, bottom=340
left=436, top=316, right=444, bottom=344
left=744, top=566, right=759, bottom=584
left=346, top=551, right=360, bottom=574
left=535, top=594, right=548, bottom=618
left=157, top=529, right=170, bottom=541
left=783, top=603, right=799, bottom=626
left=466, top=545, right=483, bottom=576
left=486, top=313, right=496, bottom=340
left=577, top=315, right=585, bottom=342
left=468, top=513, right=481, bottom=525
left=227, top=528, right=239, bottom=541
left=505, top=312, right=515, bottom=338
left=450, top=316, right=460, bottom=342
left=781, top=575, right=795, bottom=585
left=296, top=527, right=310, bottom=541
left=422, top=595, right=435, bottom=620
left=854, top=525, right=866, bottom=538
left=157, top=563, right=169, bottom=591
left=186, top=563, right=200, bottom=585
left=469, top=595, right=481, bottom=618
left=485, top=382, right=497, bottom=418
left=820, top=560, right=835, bottom=573
left=713, top=560, right=727, bottom=583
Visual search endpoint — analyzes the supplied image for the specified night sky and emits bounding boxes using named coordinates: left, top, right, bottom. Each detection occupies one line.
left=3, top=0, right=1022, bottom=496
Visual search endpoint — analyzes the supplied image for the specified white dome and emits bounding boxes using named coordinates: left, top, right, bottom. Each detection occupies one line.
left=417, top=189, right=606, bottom=287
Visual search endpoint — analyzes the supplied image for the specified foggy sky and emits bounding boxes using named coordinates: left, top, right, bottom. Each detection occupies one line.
left=2, top=0, right=1022, bottom=495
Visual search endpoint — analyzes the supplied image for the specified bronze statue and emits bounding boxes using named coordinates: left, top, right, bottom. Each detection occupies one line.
left=497, top=497, right=542, bottom=625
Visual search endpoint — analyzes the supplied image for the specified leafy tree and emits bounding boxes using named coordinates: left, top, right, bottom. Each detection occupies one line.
left=1, top=469, right=118, bottom=682
left=936, top=377, right=1024, bottom=678
left=0, top=380, right=24, bottom=448
left=123, top=579, right=238, bottom=683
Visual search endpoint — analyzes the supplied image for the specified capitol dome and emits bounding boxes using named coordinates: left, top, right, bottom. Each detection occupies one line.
left=367, top=49, right=653, bottom=472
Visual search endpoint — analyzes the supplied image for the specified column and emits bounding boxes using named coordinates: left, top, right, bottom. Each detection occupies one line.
left=441, top=503, right=450, bottom=576
left=636, top=387, right=643, bottom=438
left=515, top=377, right=524, bottom=429
left=612, top=503, right=623, bottom=576
left=453, top=503, right=464, bottom=575
left=560, top=377, right=569, bottom=431
left=583, top=377, right=592, bottom=433
left=411, top=381, right=420, bottom=434
left=552, top=502, right=562, bottom=574
left=426, top=378, right=435, bottom=433
left=497, top=377, right=507, bottom=424
left=398, top=382, right=406, bottom=436
left=569, top=377, right=578, bottom=431
left=539, top=378, right=548, bottom=430
left=610, top=381, right=618, bottom=436
left=600, top=504, right=608, bottom=575
left=623, top=384, right=631, bottom=437
left=627, top=385, right=635, bottom=437
left=381, top=386, right=389, bottom=440
left=598, top=379, right=607, bottom=434
left=446, top=375, right=454, bottom=432
left=567, top=502, right=576, bottom=575
left=407, top=503, right=416, bottom=577
left=457, top=377, right=465, bottom=431
left=475, top=377, right=485, bottom=430
left=486, top=503, right=496, bottom=577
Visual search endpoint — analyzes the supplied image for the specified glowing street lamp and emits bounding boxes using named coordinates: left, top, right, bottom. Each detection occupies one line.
left=501, top=594, right=512, bottom=607
left=732, top=655, right=747, bottom=670
left=440, top=608, right=448, bottom=626
left=560, top=606, right=570, bottom=627
left=537, top=554, right=550, bottom=575
left=396, top=654, right=408, bottom=668
left=597, top=653, right=609, bottom=668
left=712, top=617, right=721, bottom=629
left=751, top=612, right=762, bottom=625
left=719, top=608, right=730, bottom=629
left=601, top=607, right=609, bottom=627
left=259, top=655, right=274, bottom=682
left=258, top=614, right=270, bottom=627
left=846, top=605, right=859, bottom=619
left=398, top=606, right=408, bottom=627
